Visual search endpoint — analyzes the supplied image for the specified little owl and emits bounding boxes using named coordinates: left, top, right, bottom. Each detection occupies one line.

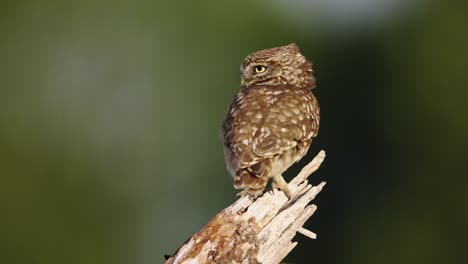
left=223, top=43, right=320, bottom=199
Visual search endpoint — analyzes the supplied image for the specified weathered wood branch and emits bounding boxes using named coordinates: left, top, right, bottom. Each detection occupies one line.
left=164, top=150, right=326, bottom=264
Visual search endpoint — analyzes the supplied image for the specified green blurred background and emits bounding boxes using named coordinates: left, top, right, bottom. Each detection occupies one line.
left=1, top=0, right=467, bottom=263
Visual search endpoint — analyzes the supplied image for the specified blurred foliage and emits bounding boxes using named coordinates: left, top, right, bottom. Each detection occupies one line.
left=0, top=1, right=467, bottom=264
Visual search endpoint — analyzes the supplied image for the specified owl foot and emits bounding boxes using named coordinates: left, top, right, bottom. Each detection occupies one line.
left=272, top=174, right=292, bottom=199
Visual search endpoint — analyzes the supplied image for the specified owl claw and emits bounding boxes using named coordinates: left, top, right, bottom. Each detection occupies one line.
left=272, top=174, right=292, bottom=199
left=265, top=186, right=291, bottom=199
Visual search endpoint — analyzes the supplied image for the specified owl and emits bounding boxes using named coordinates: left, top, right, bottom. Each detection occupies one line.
left=223, top=43, right=320, bottom=199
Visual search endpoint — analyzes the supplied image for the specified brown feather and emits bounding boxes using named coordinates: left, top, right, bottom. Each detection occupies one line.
left=223, top=44, right=320, bottom=198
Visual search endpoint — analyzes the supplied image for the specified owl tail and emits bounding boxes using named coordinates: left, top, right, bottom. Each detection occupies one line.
left=233, top=159, right=272, bottom=196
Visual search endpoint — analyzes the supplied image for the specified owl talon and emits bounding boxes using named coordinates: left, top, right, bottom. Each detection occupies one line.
left=272, top=174, right=292, bottom=199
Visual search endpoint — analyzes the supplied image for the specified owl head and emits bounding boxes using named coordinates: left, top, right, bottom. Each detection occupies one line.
left=240, top=43, right=315, bottom=89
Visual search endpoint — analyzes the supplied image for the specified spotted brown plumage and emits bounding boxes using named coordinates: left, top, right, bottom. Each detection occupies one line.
left=223, top=43, right=320, bottom=198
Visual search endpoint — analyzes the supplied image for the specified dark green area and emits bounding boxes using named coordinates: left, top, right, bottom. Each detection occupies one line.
left=1, top=1, right=467, bottom=263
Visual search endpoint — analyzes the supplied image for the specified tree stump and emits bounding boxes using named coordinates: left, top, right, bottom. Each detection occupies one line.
left=164, top=150, right=326, bottom=264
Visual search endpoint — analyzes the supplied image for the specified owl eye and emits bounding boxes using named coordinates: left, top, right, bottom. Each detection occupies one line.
left=254, top=65, right=267, bottom=74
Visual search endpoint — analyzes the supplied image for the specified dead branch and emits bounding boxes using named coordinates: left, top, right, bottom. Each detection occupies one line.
left=164, top=150, right=326, bottom=264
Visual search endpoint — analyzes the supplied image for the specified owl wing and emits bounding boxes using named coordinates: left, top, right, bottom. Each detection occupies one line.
left=223, top=88, right=319, bottom=169
left=223, top=91, right=262, bottom=167
left=251, top=90, right=319, bottom=159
